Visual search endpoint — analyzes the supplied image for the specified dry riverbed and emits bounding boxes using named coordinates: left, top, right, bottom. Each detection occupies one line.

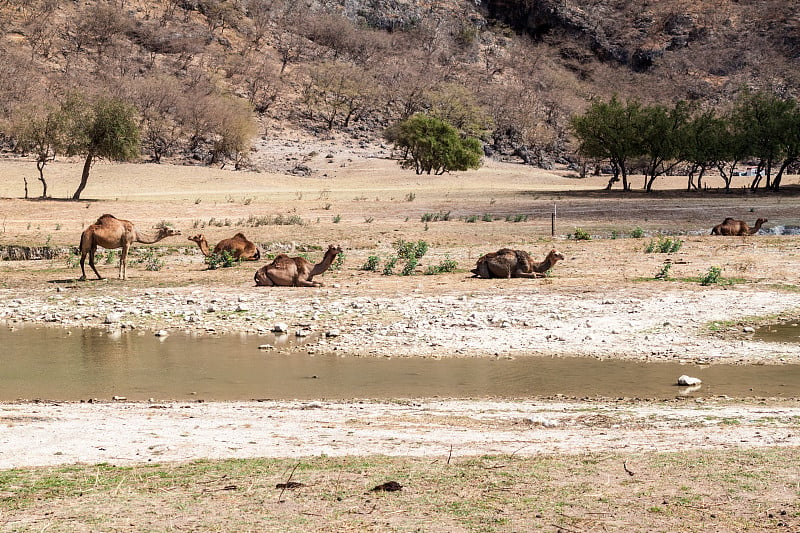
left=1, top=159, right=800, bottom=530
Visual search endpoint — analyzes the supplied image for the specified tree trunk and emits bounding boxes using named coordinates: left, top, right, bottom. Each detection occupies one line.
left=72, top=152, right=94, bottom=200
left=36, top=159, right=48, bottom=198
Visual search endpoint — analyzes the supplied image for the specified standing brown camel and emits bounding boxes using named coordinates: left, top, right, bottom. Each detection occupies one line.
left=471, top=248, right=564, bottom=279
left=254, top=245, right=342, bottom=287
left=78, top=214, right=181, bottom=280
left=710, top=217, right=768, bottom=236
left=188, top=233, right=260, bottom=261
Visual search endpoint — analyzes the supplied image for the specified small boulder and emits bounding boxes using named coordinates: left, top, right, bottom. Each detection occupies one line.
left=677, top=375, right=702, bottom=386
left=272, top=322, right=289, bottom=333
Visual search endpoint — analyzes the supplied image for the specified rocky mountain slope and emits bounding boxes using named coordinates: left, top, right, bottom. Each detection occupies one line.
left=0, top=0, right=797, bottom=170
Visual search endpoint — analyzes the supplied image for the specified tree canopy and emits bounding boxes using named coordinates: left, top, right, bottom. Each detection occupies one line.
left=570, top=92, right=800, bottom=192
left=386, top=114, right=482, bottom=175
left=68, top=96, right=141, bottom=200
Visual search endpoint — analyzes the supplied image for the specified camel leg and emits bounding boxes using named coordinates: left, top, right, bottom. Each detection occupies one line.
left=517, top=272, right=545, bottom=279
left=79, top=251, right=88, bottom=281
left=296, top=278, right=321, bottom=287
left=87, top=246, right=103, bottom=280
left=119, top=244, right=128, bottom=280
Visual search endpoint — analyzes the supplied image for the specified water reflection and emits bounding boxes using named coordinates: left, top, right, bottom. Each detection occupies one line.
left=1, top=324, right=798, bottom=401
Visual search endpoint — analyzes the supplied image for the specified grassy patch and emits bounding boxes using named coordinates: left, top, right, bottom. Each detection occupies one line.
left=1, top=449, right=797, bottom=531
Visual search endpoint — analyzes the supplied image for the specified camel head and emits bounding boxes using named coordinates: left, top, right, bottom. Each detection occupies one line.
left=754, top=217, right=768, bottom=226
left=326, top=244, right=343, bottom=256
left=548, top=249, right=565, bottom=262
left=187, top=234, right=206, bottom=245
left=157, top=226, right=181, bottom=238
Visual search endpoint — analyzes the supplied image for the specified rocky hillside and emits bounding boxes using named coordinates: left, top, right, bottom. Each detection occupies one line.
left=0, top=0, right=797, bottom=171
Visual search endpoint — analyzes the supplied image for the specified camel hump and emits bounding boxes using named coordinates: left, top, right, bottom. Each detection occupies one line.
left=233, top=232, right=248, bottom=239
left=96, top=213, right=117, bottom=223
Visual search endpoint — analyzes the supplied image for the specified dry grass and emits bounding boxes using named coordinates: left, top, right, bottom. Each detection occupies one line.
left=1, top=449, right=798, bottom=532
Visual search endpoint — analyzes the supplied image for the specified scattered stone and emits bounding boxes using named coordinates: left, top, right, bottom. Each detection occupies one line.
left=155, top=330, right=169, bottom=337
left=112, top=395, right=126, bottom=401
left=370, top=481, right=402, bottom=492
left=258, top=344, right=273, bottom=350
left=743, top=326, right=755, bottom=333
left=276, top=481, right=305, bottom=489
left=326, top=329, right=341, bottom=338
left=104, top=312, right=122, bottom=324
left=272, top=322, right=289, bottom=333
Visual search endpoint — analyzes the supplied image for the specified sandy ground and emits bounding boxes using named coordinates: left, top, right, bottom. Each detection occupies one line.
left=2, top=398, right=799, bottom=469
left=1, top=155, right=800, bottom=469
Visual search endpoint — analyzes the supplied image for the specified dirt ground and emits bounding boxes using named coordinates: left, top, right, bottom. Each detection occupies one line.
left=1, top=155, right=800, bottom=530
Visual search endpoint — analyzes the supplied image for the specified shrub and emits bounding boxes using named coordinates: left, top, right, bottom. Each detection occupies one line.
left=655, top=262, right=672, bottom=280
left=644, top=236, right=683, bottom=253
left=139, top=249, right=164, bottom=271
left=382, top=256, right=398, bottom=275
left=331, top=250, right=345, bottom=270
left=421, top=211, right=451, bottom=222
left=205, top=250, right=238, bottom=269
left=361, top=255, right=380, bottom=271
left=424, top=258, right=458, bottom=275
left=700, top=266, right=723, bottom=285
left=401, top=257, right=418, bottom=276
left=630, top=227, right=645, bottom=238
left=395, top=239, right=429, bottom=260
left=572, top=228, right=591, bottom=240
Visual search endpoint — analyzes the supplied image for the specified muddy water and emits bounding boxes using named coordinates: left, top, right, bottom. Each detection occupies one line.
left=755, top=320, right=800, bottom=343
left=1, top=324, right=798, bottom=401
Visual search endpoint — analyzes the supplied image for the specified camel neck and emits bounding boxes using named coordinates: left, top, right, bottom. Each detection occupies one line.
left=135, top=230, right=165, bottom=244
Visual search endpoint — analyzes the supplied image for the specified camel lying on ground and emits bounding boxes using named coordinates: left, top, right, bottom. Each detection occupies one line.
left=710, top=217, right=767, bottom=236
left=188, top=233, right=260, bottom=261
left=254, top=244, right=342, bottom=287
left=471, top=248, right=564, bottom=279
left=79, top=214, right=181, bottom=280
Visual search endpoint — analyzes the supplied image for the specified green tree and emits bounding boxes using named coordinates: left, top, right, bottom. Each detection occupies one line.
left=569, top=96, right=642, bottom=191
left=386, top=114, right=482, bottom=175
left=639, top=101, right=690, bottom=191
left=731, top=90, right=793, bottom=190
left=67, top=96, right=141, bottom=200
left=770, top=97, right=800, bottom=191
left=682, top=109, right=727, bottom=190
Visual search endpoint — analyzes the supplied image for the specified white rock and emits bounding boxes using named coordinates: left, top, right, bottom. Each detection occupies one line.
left=743, top=326, right=755, bottom=333
left=104, top=312, right=122, bottom=324
left=677, top=375, right=702, bottom=386
left=272, top=322, right=289, bottom=333
left=155, top=330, right=169, bottom=337
left=326, top=329, right=341, bottom=338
